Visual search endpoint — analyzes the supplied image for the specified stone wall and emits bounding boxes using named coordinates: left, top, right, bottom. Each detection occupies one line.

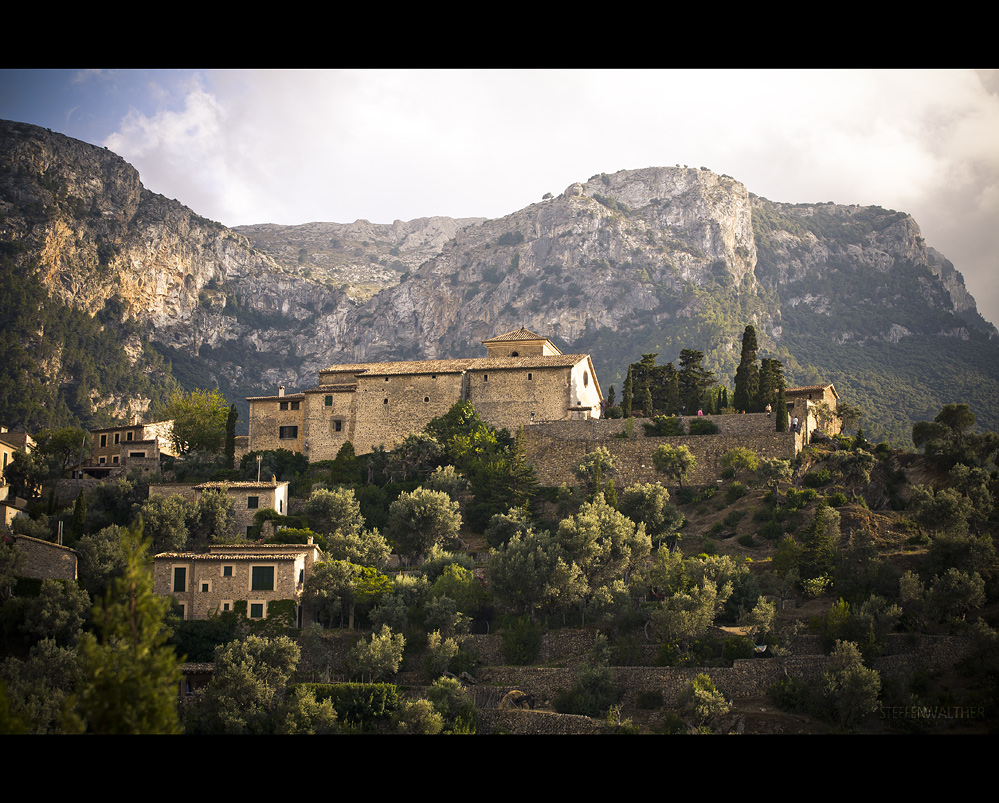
left=459, top=631, right=973, bottom=712
left=13, top=534, right=78, bottom=582
left=351, top=371, right=466, bottom=454
left=48, top=477, right=101, bottom=506
left=520, top=413, right=799, bottom=488
left=477, top=707, right=604, bottom=735
left=302, top=386, right=357, bottom=461
left=248, top=395, right=305, bottom=454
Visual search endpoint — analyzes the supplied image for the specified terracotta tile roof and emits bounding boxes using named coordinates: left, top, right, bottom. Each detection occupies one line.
left=194, top=481, right=289, bottom=490
left=12, top=534, right=79, bottom=554
left=304, top=383, right=358, bottom=393
left=319, top=354, right=588, bottom=376
left=785, top=384, right=838, bottom=396
left=482, top=327, right=550, bottom=343
left=154, top=551, right=301, bottom=561
left=244, top=392, right=307, bottom=401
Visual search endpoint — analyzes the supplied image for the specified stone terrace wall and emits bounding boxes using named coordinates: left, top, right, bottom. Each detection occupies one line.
left=520, top=413, right=799, bottom=488
left=460, top=631, right=972, bottom=713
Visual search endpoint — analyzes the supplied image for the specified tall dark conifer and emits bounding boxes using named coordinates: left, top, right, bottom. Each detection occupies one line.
left=224, top=404, right=238, bottom=469
left=775, top=375, right=788, bottom=432
left=758, top=358, right=785, bottom=416
left=678, top=349, right=714, bottom=415
left=733, top=325, right=760, bottom=412
left=622, top=366, right=634, bottom=418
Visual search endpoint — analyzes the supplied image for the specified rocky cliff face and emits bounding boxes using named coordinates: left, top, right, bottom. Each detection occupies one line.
left=1, top=119, right=996, bottom=443
left=234, top=216, right=485, bottom=301
left=334, top=166, right=766, bottom=366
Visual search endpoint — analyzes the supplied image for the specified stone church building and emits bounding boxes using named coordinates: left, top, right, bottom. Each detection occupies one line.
left=246, top=328, right=603, bottom=458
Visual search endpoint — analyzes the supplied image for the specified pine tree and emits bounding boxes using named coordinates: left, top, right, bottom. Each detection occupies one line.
left=678, top=349, right=715, bottom=415
left=75, top=520, right=183, bottom=734
left=733, top=325, right=760, bottom=412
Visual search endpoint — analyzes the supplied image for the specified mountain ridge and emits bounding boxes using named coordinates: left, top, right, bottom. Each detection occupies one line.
left=1, top=119, right=995, bottom=445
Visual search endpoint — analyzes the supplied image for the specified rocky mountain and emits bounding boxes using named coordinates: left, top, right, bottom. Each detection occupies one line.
left=1, top=119, right=996, bottom=445
left=234, top=216, right=485, bottom=301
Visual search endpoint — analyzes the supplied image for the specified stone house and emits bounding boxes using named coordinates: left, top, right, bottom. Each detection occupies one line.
left=246, top=328, right=604, bottom=458
left=10, top=533, right=79, bottom=582
left=148, top=480, right=291, bottom=540
left=1, top=426, right=34, bottom=527
left=79, top=418, right=177, bottom=478
left=153, top=540, right=323, bottom=626
left=784, top=383, right=841, bottom=442
left=0, top=426, right=34, bottom=486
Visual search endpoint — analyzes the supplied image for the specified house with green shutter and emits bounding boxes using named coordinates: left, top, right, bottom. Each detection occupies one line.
left=153, top=541, right=323, bottom=627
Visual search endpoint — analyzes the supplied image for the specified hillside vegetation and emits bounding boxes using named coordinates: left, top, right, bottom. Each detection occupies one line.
left=2, top=388, right=997, bottom=734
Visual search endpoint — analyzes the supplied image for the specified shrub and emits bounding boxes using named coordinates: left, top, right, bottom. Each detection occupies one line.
left=786, top=488, right=818, bottom=510
left=500, top=616, right=544, bottom=665
left=302, top=683, right=399, bottom=729
left=803, top=469, right=832, bottom=488
left=722, top=636, right=755, bottom=664
left=391, top=699, right=444, bottom=734
left=426, top=676, right=477, bottom=733
left=769, top=676, right=812, bottom=713
left=725, top=482, right=747, bottom=503
left=682, top=673, right=730, bottom=726
left=345, top=625, right=405, bottom=682
left=723, top=510, right=745, bottom=527
left=657, top=712, right=688, bottom=734
left=758, top=518, right=783, bottom=542
left=423, top=630, right=459, bottom=679
left=553, top=664, right=620, bottom=718
left=687, top=418, right=719, bottom=436
left=826, top=491, right=848, bottom=507
left=738, top=533, right=756, bottom=548
left=636, top=690, right=663, bottom=709
left=644, top=415, right=685, bottom=437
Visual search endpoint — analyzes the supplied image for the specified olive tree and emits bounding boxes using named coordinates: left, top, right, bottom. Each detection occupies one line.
left=652, top=444, right=696, bottom=489
left=386, top=488, right=463, bottom=566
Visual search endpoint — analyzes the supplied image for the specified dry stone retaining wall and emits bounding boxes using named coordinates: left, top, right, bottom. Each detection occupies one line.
left=459, top=631, right=974, bottom=713
left=520, top=413, right=798, bottom=488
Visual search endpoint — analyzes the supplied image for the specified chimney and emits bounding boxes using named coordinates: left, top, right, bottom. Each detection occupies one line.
left=278, top=385, right=285, bottom=397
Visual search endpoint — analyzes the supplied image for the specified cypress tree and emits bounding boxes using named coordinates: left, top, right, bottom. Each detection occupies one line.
left=643, top=385, right=654, bottom=418
left=69, top=491, right=87, bottom=543
left=622, top=366, right=634, bottom=418
left=664, top=370, right=680, bottom=416
left=733, top=325, right=760, bottom=412
left=775, top=378, right=788, bottom=432
left=224, top=404, right=238, bottom=469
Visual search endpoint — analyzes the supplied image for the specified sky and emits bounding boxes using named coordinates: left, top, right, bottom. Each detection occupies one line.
left=1, top=68, right=997, bottom=326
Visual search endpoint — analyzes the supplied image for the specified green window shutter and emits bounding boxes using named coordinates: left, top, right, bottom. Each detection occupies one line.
left=251, top=566, right=274, bottom=591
